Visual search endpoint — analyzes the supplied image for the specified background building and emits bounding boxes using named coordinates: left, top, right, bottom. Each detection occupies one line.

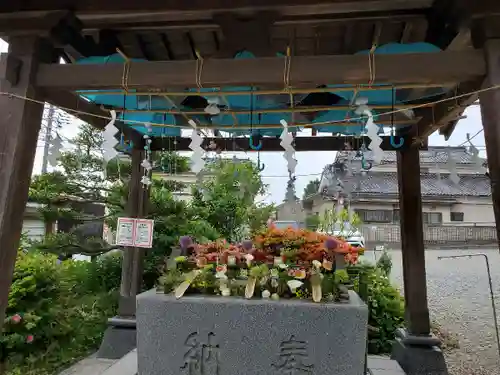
left=305, top=146, right=495, bottom=246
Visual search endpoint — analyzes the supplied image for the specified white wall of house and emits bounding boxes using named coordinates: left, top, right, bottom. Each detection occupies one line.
left=22, top=202, right=46, bottom=241
left=22, top=219, right=46, bottom=241
left=275, top=201, right=307, bottom=223
left=310, top=198, right=494, bottom=226
left=153, top=172, right=200, bottom=202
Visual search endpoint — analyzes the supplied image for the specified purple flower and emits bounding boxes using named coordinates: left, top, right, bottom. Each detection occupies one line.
left=242, top=240, right=253, bottom=251
left=179, top=236, right=193, bottom=250
left=324, top=237, right=338, bottom=251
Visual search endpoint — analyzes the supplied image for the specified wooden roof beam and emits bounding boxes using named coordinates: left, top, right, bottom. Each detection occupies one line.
left=43, top=90, right=108, bottom=128
left=149, top=134, right=425, bottom=152
left=0, top=0, right=434, bottom=16
left=35, top=50, right=486, bottom=90
left=43, top=90, right=145, bottom=146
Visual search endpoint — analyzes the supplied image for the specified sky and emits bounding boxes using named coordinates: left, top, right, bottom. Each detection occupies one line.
left=0, top=39, right=486, bottom=204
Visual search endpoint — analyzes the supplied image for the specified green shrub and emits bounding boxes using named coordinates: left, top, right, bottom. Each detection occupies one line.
left=351, top=264, right=405, bottom=354
left=2, top=252, right=118, bottom=375
left=376, top=250, right=393, bottom=277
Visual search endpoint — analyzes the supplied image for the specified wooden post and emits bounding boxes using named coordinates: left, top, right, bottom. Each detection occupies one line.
left=478, top=38, right=500, bottom=250
left=99, top=147, right=149, bottom=359
left=118, top=148, right=149, bottom=317
left=0, top=37, right=54, bottom=331
left=396, top=147, right=431, bottom=336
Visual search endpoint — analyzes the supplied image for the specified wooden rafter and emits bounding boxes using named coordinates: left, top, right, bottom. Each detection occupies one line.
left=0, top=0, right=434, bottom=16
left=35, top=50, right=485, bottom=90
left=412, top=80, right=482, bottom=144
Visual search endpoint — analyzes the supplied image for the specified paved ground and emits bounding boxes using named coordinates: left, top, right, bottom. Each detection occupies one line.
left=60, top=351, right=402, bottom=375
left=365, top=248, right=500, bottom=375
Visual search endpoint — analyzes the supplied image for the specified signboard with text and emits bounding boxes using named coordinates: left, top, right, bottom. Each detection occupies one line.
left=116, top=217, right=154, bottom=248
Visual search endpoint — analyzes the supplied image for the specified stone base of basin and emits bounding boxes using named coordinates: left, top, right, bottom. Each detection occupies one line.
left=391, top=328, right=449, bottom=375
left=97, top=316, right=137, bottom=360
left=137, top=289, right=368, bottom=375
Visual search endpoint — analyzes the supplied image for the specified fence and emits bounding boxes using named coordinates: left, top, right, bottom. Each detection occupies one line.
left=360, top=224, right=497, bottom=246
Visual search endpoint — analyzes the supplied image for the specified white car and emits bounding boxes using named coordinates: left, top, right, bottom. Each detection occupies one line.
left=318, top=227, right=366, bottom=248
left=337, top=230, right=366, bottom=249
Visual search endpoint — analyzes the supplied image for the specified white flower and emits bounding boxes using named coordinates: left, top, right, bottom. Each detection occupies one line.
left=221, top=288, right=231, bottom=297
left=312, top=260, right=322, bottom=269
left=227, top=255, right=237, bottom=266
left=270, top=269, right=279, bottom=278
left=216, top=272, right=228, bottom=280
left=245, top=254, right=254, bottom=267
left=278, top=263, right=288, bottom=269
left=262, top=290, right=271, bottom=299
left=287, top=280, right=303, bottom=293
left=271, top=278, right=279, bottom=288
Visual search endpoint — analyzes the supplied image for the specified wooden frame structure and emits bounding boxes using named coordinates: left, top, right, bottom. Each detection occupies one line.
left=1, top=1, right=500, bottom=372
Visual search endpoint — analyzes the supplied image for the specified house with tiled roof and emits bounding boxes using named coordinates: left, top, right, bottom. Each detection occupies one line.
left=306, top=146, right=495, bottom=245
left=314, top=146, right=492, bottom=225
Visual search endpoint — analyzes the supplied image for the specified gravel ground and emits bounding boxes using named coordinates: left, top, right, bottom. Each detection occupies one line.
left=364, top=248, right=500, bottom=375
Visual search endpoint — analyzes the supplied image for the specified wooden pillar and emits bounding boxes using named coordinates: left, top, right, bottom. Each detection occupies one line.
left=396, top=147, right=431, bottom=336
left=0, top=37, right=55, bottom=330
left=118, top=148, right=149, bottom=317
left=478, top=37, right=500, bottom=250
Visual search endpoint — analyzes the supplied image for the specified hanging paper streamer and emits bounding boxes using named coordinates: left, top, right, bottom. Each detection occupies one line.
left=447, top=148, right=460, bottom=185
left=466, top=133, right=487, bottom=174
left=280, top=120, right=298, bottom=174
left=141, top=134, right=153, bottom=188
left=141, top=158, right=152, bottom=171
left=47, top=134, right=63, bottom=168
left=102, top=110, right=119, bottom=162
left=188, top=120, right=205, bottom=174
left=355, top=98, right=384, bottom=164
left=280, top=119, right=298, bottom=202
left=285, top=176, right=297, bottom=202
left=434, top=151, right=444, bottom=188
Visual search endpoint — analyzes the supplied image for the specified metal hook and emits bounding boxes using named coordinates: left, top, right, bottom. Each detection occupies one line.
left=257, top=152, right=265, bottom=171
left=249, top=135, right=262, bottom=151
left=390, top=133, right=405, bottom=148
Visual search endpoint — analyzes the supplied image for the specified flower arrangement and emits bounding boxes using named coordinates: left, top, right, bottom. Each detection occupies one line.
left=159, top=226, right=362, bottom=303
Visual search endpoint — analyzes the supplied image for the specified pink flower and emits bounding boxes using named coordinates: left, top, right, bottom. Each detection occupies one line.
left=26, top=335, right=34, bottom=344
left=11, top=314, right=21, bottom=324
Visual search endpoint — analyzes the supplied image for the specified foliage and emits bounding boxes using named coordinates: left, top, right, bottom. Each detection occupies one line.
left=28, top=123, right=130, bottom=257
left=155, top=152, right=190, bottom=174
left=137, top=180, right=220, bottom=289
left=305, top=214, right=321, bottom=230
left=2, top=252, right=118, bottom=374
left=351, top=263, right=405, bottom=354
left=190, top=159, right=267, bottom=241
left=302, top=179, right=320, bottom=200
left=318, top=207, right=362, bottom=236
left=376, top=250, right=393, bottom=277
left=246, top=203, right=275, bottom=235
left=30, top=232, right=118, bottom=258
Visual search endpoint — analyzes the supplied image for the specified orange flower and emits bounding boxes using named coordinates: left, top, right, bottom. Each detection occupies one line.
left=344, top=252, right=358, bottom=265
left=196, top=257, right=208, bottom=268
left=216, top=264, right=227, bottom=273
